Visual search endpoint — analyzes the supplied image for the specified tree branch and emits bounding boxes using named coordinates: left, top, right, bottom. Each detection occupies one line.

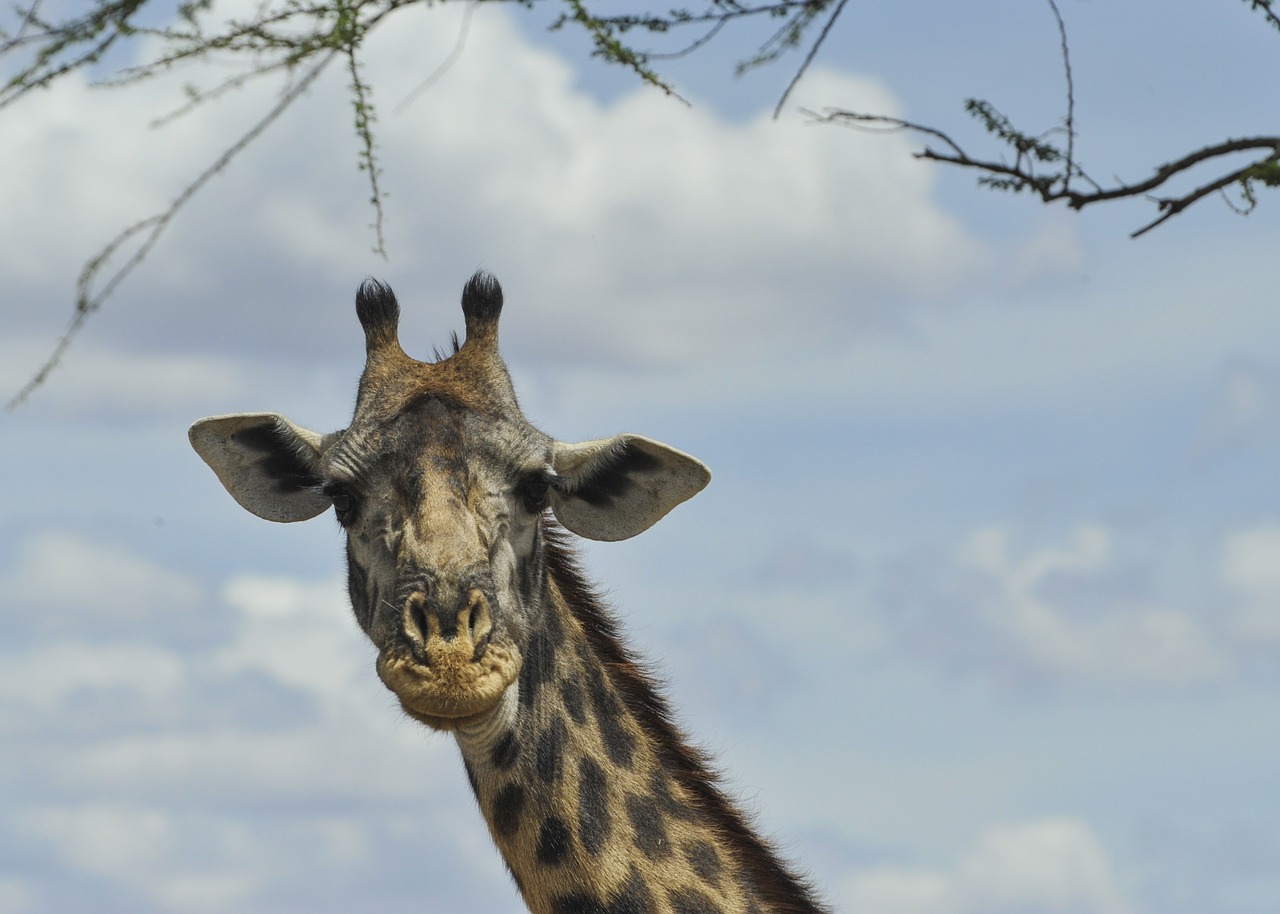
left=548, top=1, right=841, bottom=99
left=808, top=109, right=1280, bottom=238
left=772, top=0, right=848, bottom=120
left=1245, top=0, right=1280, bottom=33
left=1046, top=0, right=1078, bottom=194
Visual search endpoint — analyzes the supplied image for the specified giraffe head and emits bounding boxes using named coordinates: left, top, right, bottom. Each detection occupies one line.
left=190, top=273, right=710, bottom=730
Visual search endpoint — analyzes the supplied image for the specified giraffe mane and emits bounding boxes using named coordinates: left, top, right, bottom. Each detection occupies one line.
left=540, top=521, right=831, bottom=914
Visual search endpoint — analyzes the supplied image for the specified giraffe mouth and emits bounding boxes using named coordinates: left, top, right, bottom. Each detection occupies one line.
left=375, top=638, right=522, bottom=731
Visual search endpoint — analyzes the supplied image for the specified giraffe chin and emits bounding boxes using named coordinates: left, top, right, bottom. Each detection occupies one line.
left=375, top=642, right=522, bottom=732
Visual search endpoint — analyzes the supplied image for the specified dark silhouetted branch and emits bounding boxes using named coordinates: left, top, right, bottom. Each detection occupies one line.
left=808, top=109, right=1280, bottom=238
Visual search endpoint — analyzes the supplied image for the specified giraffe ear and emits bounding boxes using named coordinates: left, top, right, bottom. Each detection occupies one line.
left=550, top=435, right=710, bottom=542
left=189, top=413, right=335, bottom=523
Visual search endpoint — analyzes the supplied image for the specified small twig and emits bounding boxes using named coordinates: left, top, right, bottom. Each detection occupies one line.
left=644, top=18, right=727, bottom=62
left=146, top=63, right=295, bottom=129
left=8, top=0, right=44, bottom=45
left=803, top=109, right=967, bottom=156
left=1046, top=0, right=1075, bottom=191
left=393, top=0, right=475, bottom=114
left=560, top=0, right=689, bottom=104
left=772, top=0, right=848, bottom=120
left=344, top=43, right=388, bottom=258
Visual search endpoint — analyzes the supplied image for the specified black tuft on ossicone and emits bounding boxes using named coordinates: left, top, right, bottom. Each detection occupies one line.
left=461, top=271, right=503, bottom=323
left=355, top=278, right=400, bottom=344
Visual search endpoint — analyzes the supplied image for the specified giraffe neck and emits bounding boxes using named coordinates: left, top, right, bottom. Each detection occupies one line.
left=454, top=531, right=828, bottom=914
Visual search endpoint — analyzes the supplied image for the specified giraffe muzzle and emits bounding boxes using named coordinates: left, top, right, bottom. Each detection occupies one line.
left=374, top=586, right=522, bottom=730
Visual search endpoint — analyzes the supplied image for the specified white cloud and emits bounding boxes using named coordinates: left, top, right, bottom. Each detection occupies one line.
left=955, top=819, right=1132, bottom=913
left=7, top=554, right=513, bottom=912
left=841, top=818, right=1134, bottom=914
left=217, top=573, right=373, bottom=704
left=17, top=802, right=374, bottom=912
left=0, top=876, right=35, bottom=914
left=0, top=339, right=253, bottom=417
left=1, top=2, right=987, bottom=397
left=883, top=515, right=1280, bottom=691
left=1221, top=523, right=1280, bottom=643
left=934, top=524, right=1229, bottom=687
left=0, top=643, right=184, bottom=711
left=2, top=558, right=467, bottom=804
left=717, top=232, right=1280, bottom=426
left=2, top=530, right=203, bottom=621
left=0, top=84, right=172, bottom=289
left=11, top=1, right=1275, bottom=436
left=968, top=525, right=1227, bottom=685
left=21, top=803, right=188, bottom=884
left=370, top=30, right=989, bottom=364
left=999, top=211, right=1087, bottom=290
left=1194, top=359, right=1280, bottom=456
left=16, top=797, right=519, bottom=914
left=0, top=534, right=443, bottom=802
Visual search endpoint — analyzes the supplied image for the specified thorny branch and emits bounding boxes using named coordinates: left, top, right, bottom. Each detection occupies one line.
left=807, top=0, right=1280, bottom=239
left=809, top=110, right=1280, bottom=238
left=547, top=1, right=842, bottom=102
left=1247, top=0, right=1280, bottom=31
left=1046, top=0, right=1076, bottom=195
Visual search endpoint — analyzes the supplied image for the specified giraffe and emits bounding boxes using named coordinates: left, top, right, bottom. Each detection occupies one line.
left=189, top=273, right=829, bottom=914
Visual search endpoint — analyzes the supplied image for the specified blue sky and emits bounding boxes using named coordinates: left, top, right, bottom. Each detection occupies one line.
left=2, top=2, right=1279, bottom=912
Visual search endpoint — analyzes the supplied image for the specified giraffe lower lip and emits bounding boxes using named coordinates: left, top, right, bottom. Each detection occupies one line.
left=374, top=642, right=521, bottom=728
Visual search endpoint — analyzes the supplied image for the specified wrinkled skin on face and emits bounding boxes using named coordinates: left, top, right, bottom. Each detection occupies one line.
left=189, top=275, right=710, bottom=730
left=326, top=398, right=553, bottom=729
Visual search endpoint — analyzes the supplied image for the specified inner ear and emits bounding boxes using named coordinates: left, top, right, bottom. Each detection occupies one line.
left=560, top=443, right=659, bottom=507
left=190, top=413, right=334, bottom=523
left=551, top=435, right=710, bottom=542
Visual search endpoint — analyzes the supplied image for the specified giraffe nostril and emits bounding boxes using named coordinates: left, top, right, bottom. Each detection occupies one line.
left=467, top=590, right=494, bottom=660
left=404, top=593, right=430, bottom=645
left=471, top=628, right=492, bottom=662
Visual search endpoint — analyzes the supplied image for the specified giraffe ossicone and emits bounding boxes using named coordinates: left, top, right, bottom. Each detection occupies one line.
left=190, top=273, right=829, bottom=914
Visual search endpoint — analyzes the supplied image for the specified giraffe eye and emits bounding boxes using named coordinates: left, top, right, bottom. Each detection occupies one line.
left=325, top=487, right=358, bottom=525
left=519, top=474, right=550, bottom=513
